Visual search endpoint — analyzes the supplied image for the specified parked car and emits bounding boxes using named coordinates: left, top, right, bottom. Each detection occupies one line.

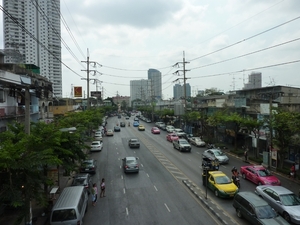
left=166, top=125, right=175, bottom=133
left=173, top=139, right=192, bottom=152
left=120, top=122, right=125, bottom=127
left=175, top=132, right=186, bottom=139
left=90, top=141, right=103, bottom=152
left=206, top=171, right=239, bottom=198
left=122, top=157, right=139, bottom=173
left=160, top=124, right=167, bottom=131
left=94, top=133, right=103, bottom=141
left=203, top=149, right=229, bottom=164
left=114, top=126, right=121, bottom=132
left=146, top=118, right=151, bottom=123
left=106, top=129, right=114, bottom=136
left=138, top=125, right=145, bottom=131
left=133, top=121, right=139, bottom=127
left=174, top=128, right=183, bottom=133
left=151, top=127, right=160, bottom=134
left=255, top=185, right=300, bottom=224
left=233, top=191, right=289, bottom=225
left=189, top=137, right=206, bottom=147
left=166, top=133, right=179, bottom=142
left=128, top=138, right=140, bottom=148
left=80, top=159, right=97, bottom=174
left=240, top=165, right=281, bottom=186
left=71, top=173, right=92, bottom=194
left=155, top=122, right=165, bottom=128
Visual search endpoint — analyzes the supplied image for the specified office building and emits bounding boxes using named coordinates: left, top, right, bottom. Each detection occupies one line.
left=148, top=69, right=162, bottom=100
left=3, top=0, right=62, bottom=97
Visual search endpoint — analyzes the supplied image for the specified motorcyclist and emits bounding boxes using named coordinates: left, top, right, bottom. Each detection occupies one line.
left=231, top=166, right=240, bottom=187
left=128, top=122, right=130, bottom=126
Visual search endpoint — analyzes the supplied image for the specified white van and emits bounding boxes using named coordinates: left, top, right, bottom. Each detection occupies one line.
left=50, top=186, right=88, bottom=225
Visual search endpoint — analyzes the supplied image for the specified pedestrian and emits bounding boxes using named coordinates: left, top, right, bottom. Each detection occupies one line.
left=100, top=178, right=106, bottom=198
left=244, top=149, right=248, bottom=162
left=290, top=163, right=296, bottom=179
left=91, top=183, right=97, bottom=206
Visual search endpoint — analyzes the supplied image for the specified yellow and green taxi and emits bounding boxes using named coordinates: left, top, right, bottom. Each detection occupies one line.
left=138, top=125, right=145, bottom=131
left=207, top=171, right=239, bottom=198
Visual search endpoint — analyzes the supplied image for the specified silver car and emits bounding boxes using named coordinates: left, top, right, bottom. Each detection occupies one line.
left=256, top=185, right=300, bottom=224
left=90, top=141, right=103, bottom=152
left=189, top=137, right=206, bottom=147
left=203, top=149, right=229, bottom=164
left=122, top=157, right=139, bottom=173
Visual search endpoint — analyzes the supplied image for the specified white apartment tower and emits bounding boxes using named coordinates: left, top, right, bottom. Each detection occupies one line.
left=3, top=0, right=62, bottom=97
left=148, top=69, right=162, bottom=100
left=130, top=79, right=151, bottom=106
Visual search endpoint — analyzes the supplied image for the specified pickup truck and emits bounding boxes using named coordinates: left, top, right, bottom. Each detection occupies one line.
left=173, top=139, right=192, bottom=152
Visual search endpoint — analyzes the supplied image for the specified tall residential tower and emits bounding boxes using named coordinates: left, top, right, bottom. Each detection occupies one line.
left=3, top=0, right=62, bottom=97
left=148, top=69, right=162, bottom=100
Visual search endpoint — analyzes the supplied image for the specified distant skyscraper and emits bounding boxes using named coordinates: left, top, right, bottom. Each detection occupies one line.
left=3, top=0, right=62, bottom=97
left=148, top=69, right=162, bottom=100
left=173, top=83, right=191, bottom=99
left=130, top=79, right=151, bottom=106
left=243, top=72, right=262, bottom=90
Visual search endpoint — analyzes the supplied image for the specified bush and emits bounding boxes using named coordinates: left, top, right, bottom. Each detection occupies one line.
left=249, top=156, right=263, bottom=164
left=230, top=149, right=244, bottom=157
left=276, top=167, right=290, bottom=176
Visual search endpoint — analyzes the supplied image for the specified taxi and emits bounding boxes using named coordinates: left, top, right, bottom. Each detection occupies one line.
left=138, top=124, right=145, bottom=131
left=207, top=171, right=239, bottom=198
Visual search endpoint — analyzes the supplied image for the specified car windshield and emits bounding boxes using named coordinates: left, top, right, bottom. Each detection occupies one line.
left=179, top=140, right=188, bottom=144
left=82, top=161, right=93, bottom=166
left=194, top=137, right=201, bottom=141
left=131, top=139, right=138, bottom=143
left=92, top=142, right=99, bottom=146
left=52, top=209, right=77, bottom=221
left=73, top=178, right=86, bottom=185
left=215, top=176, right=231, bottom=184
left=281, top=194, right=300, bottom=206
left=257, top=169, right=271, bottom=177
left=127, top=159, right=137, bottom=164
left=255, top=205, right=277, bottom=219
left=213, top=150, right=224, bottom=156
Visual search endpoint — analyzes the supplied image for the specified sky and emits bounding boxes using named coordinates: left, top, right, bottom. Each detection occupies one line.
left=1, top=0, right=300, bottom=99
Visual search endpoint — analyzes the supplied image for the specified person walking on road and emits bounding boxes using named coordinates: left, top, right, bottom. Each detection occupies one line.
left=92, top=183, right=98, bottom=206
left=289, top=163, right=296, bottom=179
left=100, top=178, right=106, bottom=198
left=244, top=148, right=248, bottom=162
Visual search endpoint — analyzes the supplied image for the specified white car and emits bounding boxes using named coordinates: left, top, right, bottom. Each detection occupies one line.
left=90, top=141, right=103, bottom=152
left=174, top=128, right=183, bottom=133
left=94, top=133, right=103, bottom=141
left=166, top=125, right=175, bottom=133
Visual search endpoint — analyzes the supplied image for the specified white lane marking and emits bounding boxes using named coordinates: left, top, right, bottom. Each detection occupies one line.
left=196, top=152, right=200, bottom=154
left=126, top=207, right=129, bottom=216
left=121, top=175, right=123, bottom=180
left=164, top=203, right=170, bottom=212
left=147, top=173, right=149, bottom=177
left=120, top=165, right=121, bottom=169
left=117, top=152, right=119, bottom=155
left=140, top=163, right=144, bottom=167
left=123, top=188, right=126, bottom=194
left=154, top=185, right=158, bottom=191
left=188, top=158, right=191, bottom=161
left=118, top=158, right=120, bottom=161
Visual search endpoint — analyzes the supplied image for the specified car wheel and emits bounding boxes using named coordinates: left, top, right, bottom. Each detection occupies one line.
left=242, top=173, right=246, bottom=179
left=214, top=189, right=219, bottom=197
left=258, top=182, right=262, bottom=186
left=283, top=212, right=291, bottom=222
left=236, top=209, right=242, bottom=218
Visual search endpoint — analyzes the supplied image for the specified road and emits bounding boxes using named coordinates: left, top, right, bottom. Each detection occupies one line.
left=83, top=116, right=299, bottom=225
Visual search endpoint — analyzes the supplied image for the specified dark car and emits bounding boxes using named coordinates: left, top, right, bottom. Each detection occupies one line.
left=71, top=173, right=92, bottom=194
left=128, top=138, right=140, bottom=148
left=122, top=157, right=139, bottom=173
left=120, top=122, right=125, bottom=127
left=80, top=159, right=97, bottom=174
left=114, top=126, right=121, bottom=132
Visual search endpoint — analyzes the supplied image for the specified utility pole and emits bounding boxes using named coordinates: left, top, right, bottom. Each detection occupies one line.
left=81, top=49, right=99, bottom=110
left=173, top=51, right=190, bottom=112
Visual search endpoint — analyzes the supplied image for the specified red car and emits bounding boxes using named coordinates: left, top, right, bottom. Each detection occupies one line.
left=240, top=165, right=281, bottom=186
left=166, top=133, right=179, bottom=142
left=151, top=127, right=160, bottom=134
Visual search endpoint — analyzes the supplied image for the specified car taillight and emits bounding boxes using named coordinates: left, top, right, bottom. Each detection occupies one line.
left=125, top=165, right=128, bottom=168
left=77, top=220, right=81, bottom=225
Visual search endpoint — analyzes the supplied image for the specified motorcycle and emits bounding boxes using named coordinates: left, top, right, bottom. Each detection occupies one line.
left=232, top=175, right=241, bottom=188
left=207, top=143, right=215, bottom=149
left=128, top=122, right=130, bottom=127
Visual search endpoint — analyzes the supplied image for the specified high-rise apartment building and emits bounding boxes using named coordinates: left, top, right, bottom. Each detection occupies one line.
left=173, top=83, right=191, bottom=100
left=243, top=72, right=262, bottom=90
left=148, top=69, right=162, bottom=100
left=3, top=0, right=62, bottom=97
left=130, top=79, right=151, bottom=106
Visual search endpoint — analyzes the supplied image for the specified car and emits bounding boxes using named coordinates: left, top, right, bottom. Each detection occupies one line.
left=146, top=118, right=151, bottom=123
left=71, top=173, right=93, bottom=194
left=114, top=126, right=121, bottom=132
left=175, top=131, right=186, bottom=139
left=255, top=185, right=300, bottom=224
left=94, top=133, right=103, bottom=141
left=203, top=149, right=229, bottom=164
left=189, top=137, right=206, bottom=147
left=160, top=124, right=167, bottom=131
left=138, top=125, right=145, bottom=131
left=106, top=129, right=114, bottom=136
left=125, top=116, right=130, bottom=120
left=134, top=117, right=139, bottom=122
left=122, top=156, right=139, bottom=173
left=206, top=171, right=239, bottom=198
left=133, top=121, right=139, bottom=127
left=155, top=122, right=164, bottom=127
left=90, top=141, right=103, bottom=152
left=165, top=125, right=175, bottom=133
left=174, top=128, right=183, bottom=133
left=151, top=127, right=160, bottom=134
left=233, top=191, right=289, bottom=225
left=128, top=138, right=140, bottom=148
left=120, top=122, right=125, bottom=127
left=166, top=133, right=179, bottom=142
left=80, top=159, right=97, bottom=174
left=118, top=114, right=121, bottom=118
left=173, top=139, right=192, bottom=152
left=240, top=165, right=281, bottom=186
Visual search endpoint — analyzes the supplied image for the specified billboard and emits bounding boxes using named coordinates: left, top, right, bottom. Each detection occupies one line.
left=74, top=86, right=82, bottom=97
left=91, top=91, right=101, bottom=99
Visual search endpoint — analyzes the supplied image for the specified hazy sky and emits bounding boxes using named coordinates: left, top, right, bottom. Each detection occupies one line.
left=1, top=0, right=300, bottom=99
